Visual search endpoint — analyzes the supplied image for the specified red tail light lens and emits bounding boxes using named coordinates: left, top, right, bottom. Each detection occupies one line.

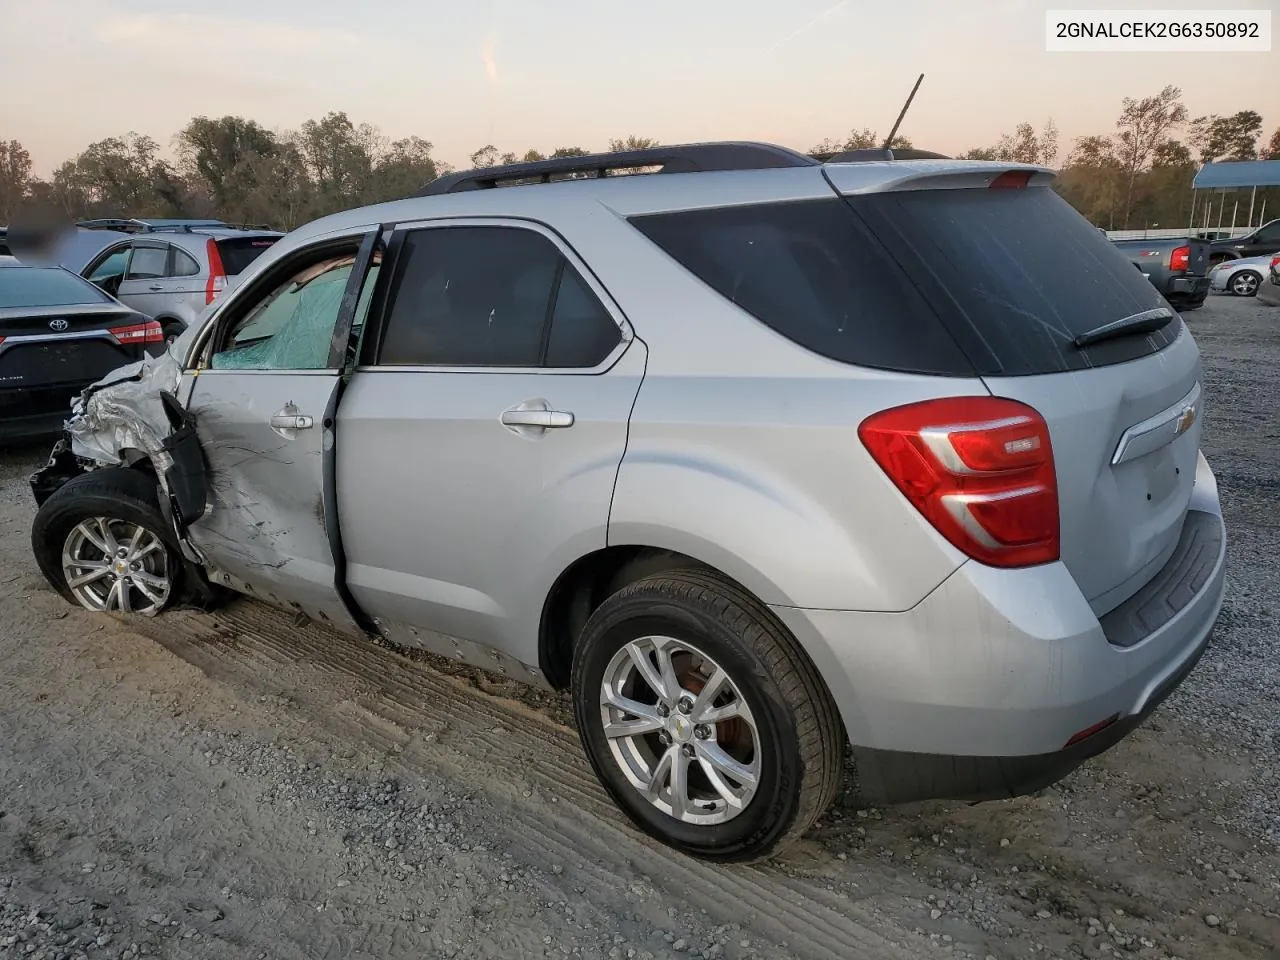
left=1270, top=255, right=1280, bottom=270
left=858, top=397, right=1060, bottom=568
left=1170, top=245, right=1190, bottom=272
left=205, top=238, right=226, bottom=305
left=109, top=320, right=166, bottom=345
left=989, top=170, right=1032, bottom=189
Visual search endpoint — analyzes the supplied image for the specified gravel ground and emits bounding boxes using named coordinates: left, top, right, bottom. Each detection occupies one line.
left=0, top=293, right=1277, bottom=960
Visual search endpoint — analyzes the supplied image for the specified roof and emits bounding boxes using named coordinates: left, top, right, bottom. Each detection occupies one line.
left=1192, top=160, right=1280, bottom=190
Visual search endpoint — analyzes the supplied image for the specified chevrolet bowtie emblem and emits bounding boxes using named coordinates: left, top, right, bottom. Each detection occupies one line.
left=1174, top=405, right=1196, bottom=436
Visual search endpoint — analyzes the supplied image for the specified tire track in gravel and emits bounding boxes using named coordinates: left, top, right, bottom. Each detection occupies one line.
left=133, top=600, right=919, bottom=960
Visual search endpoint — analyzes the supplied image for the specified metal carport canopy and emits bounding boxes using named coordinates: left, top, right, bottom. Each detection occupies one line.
left=1193, top=160, right=1280, bottom=189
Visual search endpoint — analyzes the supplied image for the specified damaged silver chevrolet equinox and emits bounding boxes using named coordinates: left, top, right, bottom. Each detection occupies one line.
left=29, top=143, right=1227, bottom=861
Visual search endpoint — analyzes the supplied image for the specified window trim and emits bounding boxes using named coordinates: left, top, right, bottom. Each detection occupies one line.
left=357, top=216, right=633, bottom=376
left=185, top=226, right=382, bottom=376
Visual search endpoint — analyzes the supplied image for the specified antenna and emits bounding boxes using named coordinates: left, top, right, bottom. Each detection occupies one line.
left=882, top=73, right=924, bottom=150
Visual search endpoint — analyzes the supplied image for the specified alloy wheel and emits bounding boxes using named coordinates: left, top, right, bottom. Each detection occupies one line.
left=599, top=635, right=761, bottom=826
left=61, top=517, right=171, bottom=615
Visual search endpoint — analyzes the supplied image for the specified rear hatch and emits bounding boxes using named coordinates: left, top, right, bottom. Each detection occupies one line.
left=832, top=167, right=1201, bottom=614
left=215, top=234, right=281, bottom=275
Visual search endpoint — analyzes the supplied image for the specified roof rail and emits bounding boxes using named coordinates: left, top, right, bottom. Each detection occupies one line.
left=76, top=217, right=238, bottom=234
left=416, top=141, right=820, bottom=196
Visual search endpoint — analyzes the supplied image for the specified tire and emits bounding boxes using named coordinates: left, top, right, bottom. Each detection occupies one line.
left=571, top=567, right=843, bottom=862
left=1229, top=270, right=1262, bottom=297
left=31, top=467, right=185, bottom=616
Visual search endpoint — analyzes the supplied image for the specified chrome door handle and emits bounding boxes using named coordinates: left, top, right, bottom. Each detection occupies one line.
left=270, top=413, right=313, bottom=430
left=500, top=409, right=574, bottom=428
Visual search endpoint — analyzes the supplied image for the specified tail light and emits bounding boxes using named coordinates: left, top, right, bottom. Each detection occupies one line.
left=1270, top=255, right=1280, bottom=270
left=108, top=320, right=166, bottom=345
left=858, top=397, right=1060, bottom=568
left=1170, top=246, right=1190, bottom=272
left=205, top=238, right=226, bottom=304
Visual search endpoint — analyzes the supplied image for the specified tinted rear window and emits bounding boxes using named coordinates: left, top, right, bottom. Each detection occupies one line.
left=845, top=186, right=1177, bottom=375
left=0, top=268, right=109, bottom=308
left=632, top=188, right=1178, bottom=377
left=630, top=198, right=972, bottom=376
left=216, top=236, right=280, bottom=275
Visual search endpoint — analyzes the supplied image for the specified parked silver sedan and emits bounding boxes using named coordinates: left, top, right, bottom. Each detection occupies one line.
left=1209, top=252, right=1279, bottom=297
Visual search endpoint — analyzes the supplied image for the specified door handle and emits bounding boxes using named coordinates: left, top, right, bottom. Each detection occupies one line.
left=148, top=284, right=163, bottom=291
left=270, top=413, right=314, bottom=430
left=500, top=409, right=574, bottom=429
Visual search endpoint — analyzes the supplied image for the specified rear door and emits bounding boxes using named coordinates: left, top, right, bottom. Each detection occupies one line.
left=835, top=171, right=1200, bottom=614
left=114, top=241, right=170, bottom=317
left=180, top=228, right=380, bottom=630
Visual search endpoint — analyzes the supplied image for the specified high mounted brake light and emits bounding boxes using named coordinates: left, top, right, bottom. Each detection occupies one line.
left=989, top=171, right=1033, bottom=189
left=859, top=397, right=1060, bottom=568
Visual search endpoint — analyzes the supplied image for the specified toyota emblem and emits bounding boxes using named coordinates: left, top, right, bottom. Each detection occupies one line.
left=48, top=318, right=69, bottom=332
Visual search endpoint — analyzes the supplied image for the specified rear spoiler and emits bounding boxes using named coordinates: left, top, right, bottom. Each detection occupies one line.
left=823, top=160, right=1056, bottom=195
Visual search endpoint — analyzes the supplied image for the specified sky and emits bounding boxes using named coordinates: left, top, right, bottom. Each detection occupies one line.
left=2, top=0, right=1277, bottom=175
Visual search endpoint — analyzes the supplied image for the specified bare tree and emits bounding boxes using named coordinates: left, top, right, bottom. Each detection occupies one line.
left=1115, top=86, right=1188, bottom=228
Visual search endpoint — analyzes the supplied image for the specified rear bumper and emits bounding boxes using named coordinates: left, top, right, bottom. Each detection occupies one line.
left=1168, top=275, right=1210, bottom=302
left=0, top=385, right=86, bottom=443
left=772, top=450, right=1226, bottom=805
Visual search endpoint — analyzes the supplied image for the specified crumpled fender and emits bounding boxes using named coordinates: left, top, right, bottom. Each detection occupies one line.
left=67, top=349, right=184, bottom=468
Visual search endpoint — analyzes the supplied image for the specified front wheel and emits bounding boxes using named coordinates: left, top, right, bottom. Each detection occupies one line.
left=32, top=467, right=184, bottom=616
left=571, top=568, right=843, bottom=862
left=1229, top=270, right=1262, bottom=297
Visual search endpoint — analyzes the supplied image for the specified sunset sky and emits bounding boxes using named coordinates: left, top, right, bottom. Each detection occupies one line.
left=3, top=0, right=1277, bottom=173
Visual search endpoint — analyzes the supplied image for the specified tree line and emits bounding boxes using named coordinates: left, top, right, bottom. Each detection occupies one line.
left=1, top=91, right=1277, bottom=233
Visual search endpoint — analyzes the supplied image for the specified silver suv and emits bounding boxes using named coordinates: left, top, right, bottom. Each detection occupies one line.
left=29, top=143, right=1227, bottom=861
left=69, top=220, right=282, bottom=340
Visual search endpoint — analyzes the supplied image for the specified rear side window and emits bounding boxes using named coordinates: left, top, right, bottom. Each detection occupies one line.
left=630, top=199, right=973, bottom=376
left=846, top=186, right=1177, bottom=375
left=216, top=236, right=280, bottom=275
left=173, top=249, right=201, bottom=277
left=0, top=268, right=109, bottom=308
left=378, top=226, right=621, bottom=368
left=545, top=268, right=622, bottom=367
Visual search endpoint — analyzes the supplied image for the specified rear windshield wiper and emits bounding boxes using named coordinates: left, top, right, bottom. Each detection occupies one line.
left=1073, top=308, right=1174, bottom=349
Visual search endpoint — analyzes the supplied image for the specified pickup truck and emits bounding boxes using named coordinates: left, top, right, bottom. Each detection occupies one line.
left=1112, top=237, right=1211, bottom=310
left=1208, top=218, right=1280, bottom=264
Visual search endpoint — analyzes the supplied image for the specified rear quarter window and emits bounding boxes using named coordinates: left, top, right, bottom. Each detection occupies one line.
left=630, top=199, right=974, bottom=376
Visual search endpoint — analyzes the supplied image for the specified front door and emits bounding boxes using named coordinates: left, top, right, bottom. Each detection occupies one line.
left=182, top=229, right=380, bottom=630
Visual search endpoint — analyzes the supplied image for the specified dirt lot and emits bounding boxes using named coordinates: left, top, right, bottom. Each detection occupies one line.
left=1, top=295, right=1277, bottom=960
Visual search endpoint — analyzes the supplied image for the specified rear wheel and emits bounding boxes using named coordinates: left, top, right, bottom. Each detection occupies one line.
left=1229, top=270, right=1262, bottom=297
left=32, top=467, right=183, bottom=616
left=571, top=568, right=842, bottom=862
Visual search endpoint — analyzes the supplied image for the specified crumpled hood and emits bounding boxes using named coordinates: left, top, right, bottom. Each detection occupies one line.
left=67, top=348, right=184, bottom=467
